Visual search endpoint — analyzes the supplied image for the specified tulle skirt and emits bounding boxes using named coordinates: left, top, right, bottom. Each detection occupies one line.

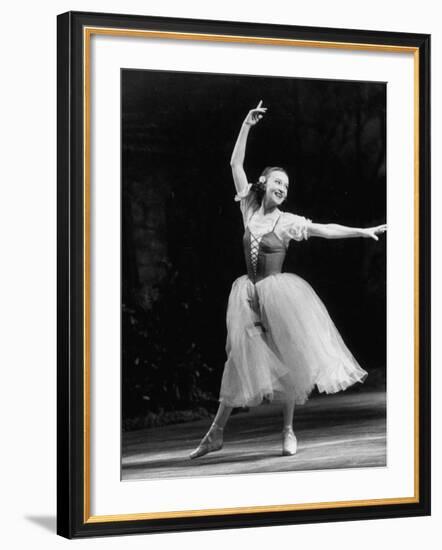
left=219, top=273, right=367, bottom=407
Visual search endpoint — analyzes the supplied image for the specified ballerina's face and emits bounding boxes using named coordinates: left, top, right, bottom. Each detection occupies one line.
left=264, top=170, right=289, bottom=207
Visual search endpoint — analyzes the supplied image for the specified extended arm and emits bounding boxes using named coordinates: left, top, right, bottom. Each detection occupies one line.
left=308, top=222, right=387, bottom=241
left=230, top=101, right=267, bottom=196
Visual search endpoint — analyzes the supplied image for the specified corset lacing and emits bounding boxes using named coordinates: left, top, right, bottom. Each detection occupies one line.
left=249, top=232, right=261, bottom=278
left=248, top=211, right=282, bottom=284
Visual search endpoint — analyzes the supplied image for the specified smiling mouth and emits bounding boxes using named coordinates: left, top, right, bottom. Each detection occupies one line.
left=274, top=192, right=284, bottom=199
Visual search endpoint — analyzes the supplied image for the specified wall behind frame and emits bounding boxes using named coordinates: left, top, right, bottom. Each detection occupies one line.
left=0, top=0, right=439, bottom=549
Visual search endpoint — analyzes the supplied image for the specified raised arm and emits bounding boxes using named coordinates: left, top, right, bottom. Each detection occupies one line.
left=308, top=222, right=387, bottom=241
left=230, top=101, right=267, bottom=195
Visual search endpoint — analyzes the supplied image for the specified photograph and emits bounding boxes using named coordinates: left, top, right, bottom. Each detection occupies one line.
left=56, top=9, right=430, bottom=538
left=1, top=0, right=437, bottom=545
left=120, top=69, right=387, bottom=481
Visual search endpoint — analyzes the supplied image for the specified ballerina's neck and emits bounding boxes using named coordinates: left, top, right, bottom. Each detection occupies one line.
left=258, top=202, right=280, bottom=218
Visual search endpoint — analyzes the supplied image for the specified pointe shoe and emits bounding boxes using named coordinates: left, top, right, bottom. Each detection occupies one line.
left=282, top=426, right=297, bottom=456
left=189, top=424, right=224, bottom=459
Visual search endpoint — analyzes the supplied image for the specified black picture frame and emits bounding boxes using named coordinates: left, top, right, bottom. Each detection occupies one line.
left=57, top=10, right=431, bottom=539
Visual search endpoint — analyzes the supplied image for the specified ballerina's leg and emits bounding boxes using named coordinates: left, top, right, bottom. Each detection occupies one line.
left=282, top=398, right=295, bottom=427
left=213, top=402, right=233, bottom=428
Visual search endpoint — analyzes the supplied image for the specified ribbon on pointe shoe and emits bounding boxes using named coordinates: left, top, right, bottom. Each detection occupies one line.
left=189, top=424, right=224, bottom=460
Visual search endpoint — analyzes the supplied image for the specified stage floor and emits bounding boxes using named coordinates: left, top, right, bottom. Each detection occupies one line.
left=121, top=390, right=386, bottom=481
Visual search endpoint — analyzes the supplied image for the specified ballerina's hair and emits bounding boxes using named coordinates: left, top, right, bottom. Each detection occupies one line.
left=251, top=166, right=289, bottom=204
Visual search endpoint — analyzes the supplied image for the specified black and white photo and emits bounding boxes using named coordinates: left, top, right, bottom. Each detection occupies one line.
left=121, top=70, right=387, bottom=480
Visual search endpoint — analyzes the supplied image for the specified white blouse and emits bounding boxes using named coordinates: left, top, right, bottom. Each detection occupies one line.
left=234, top=183, right=312, bottom=246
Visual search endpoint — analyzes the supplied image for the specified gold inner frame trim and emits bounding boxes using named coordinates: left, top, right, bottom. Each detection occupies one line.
left=86, top=26, right=417, bottom=53
left=83, top=26, right=420, bottom=524
left=85, top=496, right=418, bottom=523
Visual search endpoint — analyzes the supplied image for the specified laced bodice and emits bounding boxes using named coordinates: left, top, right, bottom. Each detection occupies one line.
left=243, top=222, right=287, bottom=283
left=235, top=184, right=312, bottom=283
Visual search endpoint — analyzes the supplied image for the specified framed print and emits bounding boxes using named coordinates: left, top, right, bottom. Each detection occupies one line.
left=57, top=11, right=431, bottom=538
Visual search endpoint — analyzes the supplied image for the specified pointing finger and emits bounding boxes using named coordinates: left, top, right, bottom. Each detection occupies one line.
left=256, top=100, right=263, bottom=109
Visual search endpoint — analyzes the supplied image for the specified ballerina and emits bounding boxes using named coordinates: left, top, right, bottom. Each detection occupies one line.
left=190, top=101, right=386, bottom=459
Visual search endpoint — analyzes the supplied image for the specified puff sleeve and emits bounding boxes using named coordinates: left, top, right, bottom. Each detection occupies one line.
left=276, top=212, right=312, bottom=246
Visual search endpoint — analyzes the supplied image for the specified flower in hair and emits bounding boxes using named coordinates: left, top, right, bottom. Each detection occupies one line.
left=258, top=176, right=266, bottom=184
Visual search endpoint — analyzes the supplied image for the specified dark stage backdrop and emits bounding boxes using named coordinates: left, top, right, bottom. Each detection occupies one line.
left=121, top=69, right=386, bottom=429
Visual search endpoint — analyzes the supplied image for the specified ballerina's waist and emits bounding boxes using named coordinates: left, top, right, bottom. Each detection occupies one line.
left=246, top=269, right=283, bottom=284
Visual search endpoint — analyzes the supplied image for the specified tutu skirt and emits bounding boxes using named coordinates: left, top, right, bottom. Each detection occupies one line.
left=219, top=273, right=367, bottom=407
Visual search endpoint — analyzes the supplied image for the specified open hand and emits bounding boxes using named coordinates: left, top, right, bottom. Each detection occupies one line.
left=364, top=224, right=387, bottom=241
left=244, top=100, right=267, bottom=126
